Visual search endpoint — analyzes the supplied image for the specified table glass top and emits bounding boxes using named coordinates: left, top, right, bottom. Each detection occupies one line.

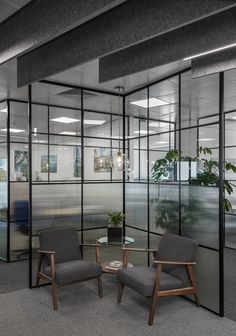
left=97, top=236, right=134, bottom=245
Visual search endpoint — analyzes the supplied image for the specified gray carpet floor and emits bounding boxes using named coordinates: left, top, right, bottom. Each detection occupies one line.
left=1, top=275, right=236, bottom=336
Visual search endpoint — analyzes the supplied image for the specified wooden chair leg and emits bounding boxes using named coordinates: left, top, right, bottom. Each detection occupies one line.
left=50, top=254, right=58, bottom=311
left=117, top=283, right=125, bottom=303
left=36, top=253, right=43, bottom=287
left=187, top=265, right=200, bottom=307
left=148, top=263, right=162, bottom=326
left=148, top=290, right=159, bottom=326
left=51, top=280, right=58, bottom=311
left=97, top=276, right=103, bottom=298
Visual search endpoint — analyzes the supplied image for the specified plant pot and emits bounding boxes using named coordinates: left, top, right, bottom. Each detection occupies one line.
left=107, top=224, right=123, bottom=243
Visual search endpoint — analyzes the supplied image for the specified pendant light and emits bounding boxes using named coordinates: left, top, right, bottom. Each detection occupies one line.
left=110, top=86, right=129, bottom=171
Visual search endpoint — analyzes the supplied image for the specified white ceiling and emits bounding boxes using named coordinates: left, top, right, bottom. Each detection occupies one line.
left=0, top=0, right=32, bottom=23
left=48, top=59, right=190, bottom=94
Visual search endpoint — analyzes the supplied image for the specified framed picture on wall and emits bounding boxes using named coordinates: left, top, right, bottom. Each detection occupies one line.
left=73, top=146, right=81, bottom=177
left=14, top=150, right=29, bottom=180
left=94, top=148, right=111, bottom=172
left=41, top=155, right=57, bottom=173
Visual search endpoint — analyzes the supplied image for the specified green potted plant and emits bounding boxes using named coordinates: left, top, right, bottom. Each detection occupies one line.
left=107, top=211, right=125, bottom=243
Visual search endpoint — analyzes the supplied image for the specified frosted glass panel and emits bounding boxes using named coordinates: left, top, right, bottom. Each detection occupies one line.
left=194, top=247, right=219, bottom=314
left=32, top=184, right=81, bottom=234
left=125, top=227, right=148, bottom=266
left=181, top=185, right=219, bottom=249
left=125, top=183, right=147, bottom=230
left=0, top=220, right=7, bottom=260
left=83, top=183, right=122, bottom=229
left=149, top=183, right=179, bottom=235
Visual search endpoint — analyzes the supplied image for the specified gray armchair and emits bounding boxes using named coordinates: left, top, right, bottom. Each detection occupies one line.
left=36, top=228, right=102, bottom=310
left=117, top=233, right=200, bottom=325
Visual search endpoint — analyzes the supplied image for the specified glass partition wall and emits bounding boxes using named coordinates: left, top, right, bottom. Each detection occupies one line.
left=125, top=71, right=224, bottom=315
left=1, top=67, right=236, bottom=317
left=29, top=82, right=123, bottom=284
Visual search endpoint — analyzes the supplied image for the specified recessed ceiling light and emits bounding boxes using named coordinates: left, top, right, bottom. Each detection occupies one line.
left=184, top=42, right=236, bottom=61
left=133, top=130, right=155, bottom=135
left=0, top=108, right=7, bottom=113
left=130, top=98, right=169, bottom=108
left=198, top=138, right=215, bottom=141
left=51, top=117, right=80, bottom=123
left=84, top=120, right=106, bottom=125
left=1, top=128, right=25, bottom=133
left=59, top=131, right=79, bottom=136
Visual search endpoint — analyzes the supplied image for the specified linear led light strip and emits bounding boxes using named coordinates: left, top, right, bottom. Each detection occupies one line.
left=184, top=42, right=236, bottom=61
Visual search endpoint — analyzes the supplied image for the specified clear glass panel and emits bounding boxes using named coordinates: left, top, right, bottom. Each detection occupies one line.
left=10, top=142, right=29, bottom=181
left=49, top=145, right=81, bottom=181
left=84, top=111, right=111, bottom=138
left=32, top=184, right=81, bottom=235
left=125, top=183, right=147, bottom=230
left=49, top=106, right=81, bottom=136
left=83, top=92, right=120, bottom=115
left=32, top=82, right=81, bottom=109
left=224, top=68, right=236, bottom=112
left=112, top=115, right=123, bottom=139
left=83, top=183, right=123, bottom=229
left=84, top=139, right=111, bottom=181
left=149, top=76, right=179, bottom=125
left=9, top=101, right=28, bottom=143
left=32, top=143, right=48, bottom=182
left=149, top=183, right=179, bottom=235
left=126, top=89, right=148, bottom=119
left=181, top=72, right=219, bottom=128
left=32, top=104, right=48, bottom=134
left=0, top=143, right=7, bottom=219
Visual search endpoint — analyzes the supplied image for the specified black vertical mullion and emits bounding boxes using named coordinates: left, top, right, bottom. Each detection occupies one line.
left=123, top=96, right=126, bottom=239
left=81, top=90, right=84, bottom=247
left=147, top=87, right=150, bottom=266
left=7, top=99, right=10, bottom=262
left=28, top=85, right=33, bottom=288
left=47, top=106, right=50, bottom=183
left=219, top=72, right=225, bottom=317
left=138, top=118, right=141, bottom=181
left=178, top=74, right=182, bottom=236
left=110, top=114, right=112, bottom=182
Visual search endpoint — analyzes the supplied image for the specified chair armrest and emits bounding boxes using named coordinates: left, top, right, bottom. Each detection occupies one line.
left=122, top=247, right=157, bottom=253
left=153, top=260, right=196, bottom=266
left=37, top=250, right=55, bottom=254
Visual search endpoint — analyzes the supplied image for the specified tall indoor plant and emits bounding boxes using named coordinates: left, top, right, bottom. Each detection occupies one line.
left=151, top=147, right=236, bottom=231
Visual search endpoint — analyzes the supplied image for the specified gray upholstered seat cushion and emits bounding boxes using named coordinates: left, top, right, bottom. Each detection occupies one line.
left=44, top=260, right=102, bottom=285
left=117, top=266, right=183, bottom=297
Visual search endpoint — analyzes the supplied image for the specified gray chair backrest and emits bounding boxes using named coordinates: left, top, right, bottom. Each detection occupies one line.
left=156, top=233, right=198, bottom=284
left=39, top=228, right=82, bottom=265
